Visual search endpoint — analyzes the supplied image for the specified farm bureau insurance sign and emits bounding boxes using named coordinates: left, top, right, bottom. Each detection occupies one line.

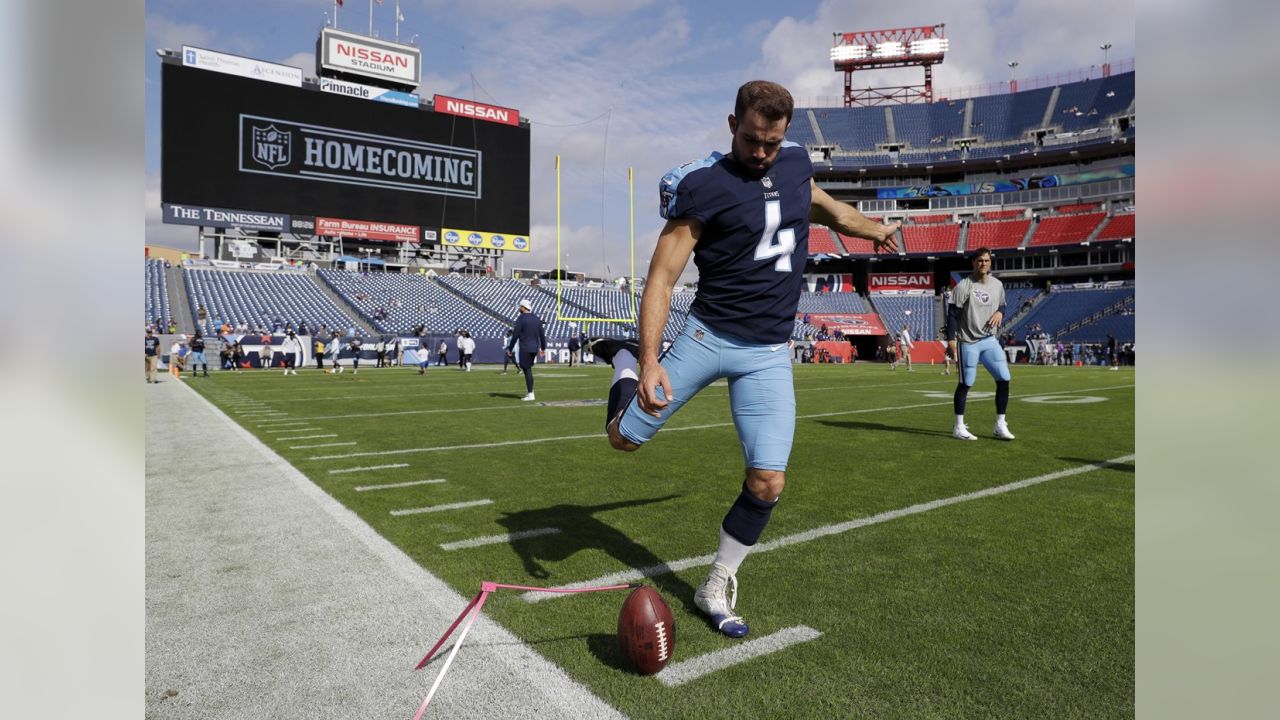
left=239, top=114, right=481, bottom=199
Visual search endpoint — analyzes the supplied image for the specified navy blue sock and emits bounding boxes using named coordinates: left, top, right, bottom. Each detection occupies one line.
left=606, top=378, right=638, bottom=430
left=995, top=380, right=1010, bottom=415
left=721, top=482, right=779, bottom=546
left=954, top=382, right=971, bottom=416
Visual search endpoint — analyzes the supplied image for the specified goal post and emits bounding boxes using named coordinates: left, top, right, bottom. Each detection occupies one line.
left=555, top=155, right=638, bottom=332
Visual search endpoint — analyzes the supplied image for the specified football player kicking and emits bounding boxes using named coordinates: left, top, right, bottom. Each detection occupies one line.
left=589, top=81, right=898, bottom=638
left=947, top=247, right=1015, bottom=441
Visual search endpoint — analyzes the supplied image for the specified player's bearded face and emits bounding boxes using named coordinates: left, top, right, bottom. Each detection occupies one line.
left=729, top=109, right=788, bottom=176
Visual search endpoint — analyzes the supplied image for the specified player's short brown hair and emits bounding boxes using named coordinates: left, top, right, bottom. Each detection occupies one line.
left=735, top=81, right=794, bottom=125
left=970, top=246, right=992, bottom=260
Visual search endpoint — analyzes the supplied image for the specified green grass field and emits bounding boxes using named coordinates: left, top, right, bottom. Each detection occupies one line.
left=188, top=361, right=1134, bottom=719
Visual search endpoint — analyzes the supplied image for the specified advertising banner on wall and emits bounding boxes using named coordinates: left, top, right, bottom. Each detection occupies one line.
left=162, top=203, right=289, bottom=232
left=432, top=95, right=520, bottom=126
left=181, top=46, right=302, bottom=87
left=868, top=272, right=935, bottom=293
left=320, top=77, right=419, bottom=108
left=440, top=227, right=529, bottom=252
left=317, top=216, right=419, bottom=242
left=804, top=273, right=855, bottom=293
left=808, top=313, right=888, bottom=336
left=319, top=28, right=420, bottom=86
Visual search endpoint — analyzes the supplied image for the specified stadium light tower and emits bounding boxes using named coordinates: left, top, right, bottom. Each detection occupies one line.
left=1007, top=60, right=1019, bottom=93
left=1100, top=42, right=1113, bottom=77
left=829, top=24, right=948, bottom=106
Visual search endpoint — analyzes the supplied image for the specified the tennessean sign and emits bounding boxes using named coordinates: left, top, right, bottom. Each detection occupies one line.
left=162, top=203, right=288, bottom=232
left=319, top=28, right=420, bottom=86
left=432, top=95, right=520, bottom=127
left=238, top=114, right=481, bottom=198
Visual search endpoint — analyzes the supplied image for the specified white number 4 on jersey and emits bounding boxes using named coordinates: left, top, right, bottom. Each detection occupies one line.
left=754, top=200, right=795, bottom=272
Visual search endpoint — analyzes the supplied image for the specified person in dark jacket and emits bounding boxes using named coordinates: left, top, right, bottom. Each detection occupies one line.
left=507, top=299, right=546, bottom=401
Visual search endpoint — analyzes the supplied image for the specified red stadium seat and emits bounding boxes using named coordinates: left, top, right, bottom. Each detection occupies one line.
left=808, top=226, right=844, bottom=255
left=966, top=218, right=1031, bottom=250
left=1027, top=212, right=1106, bottom=247
left=1094, top=213, right=1135, bottom=241
left=909, top=213, right=952, bottom=224
left=1054, top=203, right=1100, bottom=215
left=979, top=209, right=1025, bottom=221
left=902, top=223, right=960, bottom=254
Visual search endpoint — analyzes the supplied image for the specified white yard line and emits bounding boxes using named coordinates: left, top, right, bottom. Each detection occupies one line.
left=655, top=626, right=823, bottom=687
left=273, top=428, right=320, bottom=434
left=523, top=454, right=1135, bottom=602
left=278, top=433, right=338, bottom=441
left=390, top=499, right=493, bottom=517
left=354, top=478, right=447, bottom=492
left=328, top=463, right=409, bottom=474
left=309, top=384, right=1135, bottom=461
left=290, top=442, right=358, bottom=449
left=439, top=528, right=561, bottom=551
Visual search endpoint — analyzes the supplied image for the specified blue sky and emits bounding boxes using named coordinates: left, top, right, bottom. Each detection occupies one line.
left=144, top=0, right=1134, bottom=278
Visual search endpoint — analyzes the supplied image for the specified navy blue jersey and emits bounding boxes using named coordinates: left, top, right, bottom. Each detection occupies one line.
left=659, top=143, right=812, bottom=344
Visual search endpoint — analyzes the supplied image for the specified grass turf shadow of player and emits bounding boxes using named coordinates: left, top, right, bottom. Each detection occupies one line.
left=495, top=494, right=694, bottom=606
left=496, top=494, right=690, bottom=674
left=816, top=418, right=956, bottom=438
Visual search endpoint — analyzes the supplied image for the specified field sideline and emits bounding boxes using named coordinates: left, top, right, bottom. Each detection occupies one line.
left=170, top=361, right=1134, bottom=719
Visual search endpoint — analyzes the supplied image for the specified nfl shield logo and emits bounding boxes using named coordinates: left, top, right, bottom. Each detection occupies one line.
left=251, top=125, right=291, bottom=170
left=761, top=176, right=773, bottom=188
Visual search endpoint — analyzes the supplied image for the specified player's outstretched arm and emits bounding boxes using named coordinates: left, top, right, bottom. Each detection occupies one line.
left=636, top=218, right=699, bottom=417
left=809, top=180, right=900, bottom=253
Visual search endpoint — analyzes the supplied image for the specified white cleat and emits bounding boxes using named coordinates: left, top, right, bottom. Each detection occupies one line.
left=694, top=563, right=749, bottom=638
left=521, top=392, right=536, bottom=401
left=993, top=421, right=1016, bottom=441
left=953, top=424, right=978, bottom=441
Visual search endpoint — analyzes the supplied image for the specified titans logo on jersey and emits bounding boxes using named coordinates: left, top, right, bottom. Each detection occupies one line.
left=659, top=143, right=813, bottom=344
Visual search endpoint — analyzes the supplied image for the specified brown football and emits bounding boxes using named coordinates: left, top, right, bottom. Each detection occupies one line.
left=617, top=585, right=675, bottom=675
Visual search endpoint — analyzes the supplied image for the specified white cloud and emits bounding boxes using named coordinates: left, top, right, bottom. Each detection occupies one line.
left=145, top=15, right=216, bottom=53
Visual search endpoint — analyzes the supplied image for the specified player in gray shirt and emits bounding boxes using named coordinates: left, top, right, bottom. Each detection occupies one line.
left=946, top=247, right=1015, bottom=441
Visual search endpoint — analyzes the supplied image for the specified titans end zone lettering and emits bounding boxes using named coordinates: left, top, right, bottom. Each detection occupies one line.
left=238, top=114, right=481, bottom=198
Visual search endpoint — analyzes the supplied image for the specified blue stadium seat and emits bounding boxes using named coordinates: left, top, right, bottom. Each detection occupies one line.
left=184, top=268, right=358, bottom=336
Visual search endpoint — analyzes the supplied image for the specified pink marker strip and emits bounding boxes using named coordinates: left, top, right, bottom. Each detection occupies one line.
left=411, top=580, right=637, bottom=719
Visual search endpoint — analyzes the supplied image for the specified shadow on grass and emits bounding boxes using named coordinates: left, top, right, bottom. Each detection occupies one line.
left=487, top=392, right=526, bottom=399
left=496, top=494, right=698, bottom=614
left=816, top=419, right=954, bottom=438
left=587, top=633, right=637, bottom=673
left=1058, top=457, right=1135, bottom=473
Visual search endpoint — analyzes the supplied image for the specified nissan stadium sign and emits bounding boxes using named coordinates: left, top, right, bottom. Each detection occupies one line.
left=319, top=28, right=420, bottom=87
left=239, top=114, right=481, bottom=199
left=181, top=46, right=302, bottom=87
